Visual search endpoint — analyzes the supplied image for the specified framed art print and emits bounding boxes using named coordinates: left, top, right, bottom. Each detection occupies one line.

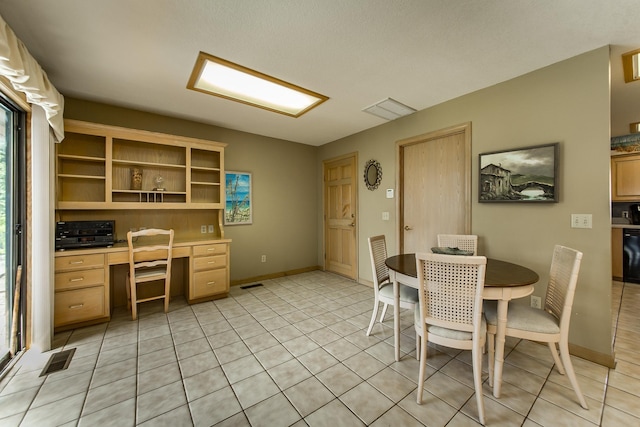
left=225, top=171, right=252, bottom=224
left=479, top=143, right=558, bottom=203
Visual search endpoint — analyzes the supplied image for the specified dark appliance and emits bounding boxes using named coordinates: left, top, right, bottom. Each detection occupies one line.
left=631, top=204, right=640, bottom=225
left=623, top=228, right=640, bottom=283
left=55, top=220, right=115, bottom=250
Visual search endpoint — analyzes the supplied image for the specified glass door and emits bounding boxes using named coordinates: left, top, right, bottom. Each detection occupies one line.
left=0, top=93, right=25, bottom=372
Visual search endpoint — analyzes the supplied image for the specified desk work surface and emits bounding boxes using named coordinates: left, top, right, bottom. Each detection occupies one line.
left=55, top=238, right=232, bottom=263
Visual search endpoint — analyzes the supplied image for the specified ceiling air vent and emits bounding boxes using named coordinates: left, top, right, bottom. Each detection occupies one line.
left=363, top=98, right=416, bottom=120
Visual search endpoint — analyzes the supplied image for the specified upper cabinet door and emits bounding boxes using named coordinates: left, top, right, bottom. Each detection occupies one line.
left=612, top=154, right=640, bottom=201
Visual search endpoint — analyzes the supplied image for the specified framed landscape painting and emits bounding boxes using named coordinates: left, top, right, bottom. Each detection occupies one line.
left=479, top=143, right=558, bottom=203
left=225, top=171, right=252, bottom=224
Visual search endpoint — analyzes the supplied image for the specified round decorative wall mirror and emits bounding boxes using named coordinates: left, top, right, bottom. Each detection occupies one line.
left=364, top=159, right=382, bottom=190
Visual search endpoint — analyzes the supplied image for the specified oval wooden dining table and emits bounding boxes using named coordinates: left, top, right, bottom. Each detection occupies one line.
left=385, top=253, right=539, bottom=398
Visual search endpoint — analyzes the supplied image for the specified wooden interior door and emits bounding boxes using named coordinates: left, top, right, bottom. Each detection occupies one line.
left=324, top=154, right=357, bottom=279
left=398, top=123, right=471, bottom=254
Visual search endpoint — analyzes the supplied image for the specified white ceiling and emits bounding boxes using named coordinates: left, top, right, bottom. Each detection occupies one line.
left=1, top=0, right=640, bottom=146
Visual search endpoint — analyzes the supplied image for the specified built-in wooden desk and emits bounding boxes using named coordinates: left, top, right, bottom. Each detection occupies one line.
left=54, top=238, right=231, bottom=330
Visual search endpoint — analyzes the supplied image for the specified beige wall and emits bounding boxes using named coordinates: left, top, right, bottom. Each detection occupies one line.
left=63, top=98, right=320, bottom=284
left=319, top=46, right=613, bottom=359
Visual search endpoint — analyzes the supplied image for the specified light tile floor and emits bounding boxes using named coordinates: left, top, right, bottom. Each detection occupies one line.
left=0, top=272, right=638, bottom=426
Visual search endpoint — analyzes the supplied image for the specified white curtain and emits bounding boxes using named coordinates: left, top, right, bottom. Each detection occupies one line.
left=0, top=14, right=64, bottom=142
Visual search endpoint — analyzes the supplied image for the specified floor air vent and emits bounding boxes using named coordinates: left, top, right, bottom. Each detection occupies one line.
left=40, top=348, right=76, bottom=376
left=240, top=283, right=264, bottom=290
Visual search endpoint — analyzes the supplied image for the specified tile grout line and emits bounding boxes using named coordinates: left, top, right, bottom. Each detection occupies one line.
left=75, top=326, right=108, bottom=425
left=597, top=280, right=626, bottom=427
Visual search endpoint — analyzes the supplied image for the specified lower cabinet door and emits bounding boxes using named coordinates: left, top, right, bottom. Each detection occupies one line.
left=54, top=286, right=106, bottom=326
left=191, top=269, right=227, bottom=299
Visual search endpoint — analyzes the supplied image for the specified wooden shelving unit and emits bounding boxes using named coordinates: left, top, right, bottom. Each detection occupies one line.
left=57, top=131, right=107, bottom=204
left=56, top=120, right=225, bottom=210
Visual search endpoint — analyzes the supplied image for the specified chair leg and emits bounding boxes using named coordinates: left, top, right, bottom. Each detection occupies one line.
left=416, top=333, right=427, bottom=404
left=366, top=299, right=380, bottom=336
left=379, top=303, right=389, bottom=323
left=558, top=340, right=589, bottom=409
left=125, top=275, right=132, bottom=311
left=472, top=345, right=486, bottom=425
left=415, top=332, right=420, bottom=360
left=163, top=279, right=170, bottom=313
left=548, top=342, right=565, bottom=375
left=487, top=332, right=495, bottom=387
left=130, top=277, right=138, bottom=321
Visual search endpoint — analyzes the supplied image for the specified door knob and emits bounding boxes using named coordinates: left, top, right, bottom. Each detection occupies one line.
left=349, top=223, right=355, bottom=227
left=404, top=225, right=413, bottom=231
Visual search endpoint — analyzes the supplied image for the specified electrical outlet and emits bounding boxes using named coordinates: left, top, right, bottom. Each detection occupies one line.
left=382, top=212, right=390, bottom=220
left=531, top=295, right=542, bottom=309
left=208, top=224, right=214, bottom=233
left=200, top=225, right=207, bottom=234
left=261, top=255, right=266, bottom=263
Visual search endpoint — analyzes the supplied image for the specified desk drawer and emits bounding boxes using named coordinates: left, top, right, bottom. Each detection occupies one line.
left=193, top=254, right=227, bottom=272
left=108, top=246, right=190, bottom=265
left=55, top=286, right=106, bottom=326
left=55, top=268, right=105, bottom=291
left=55, top=253, right=105, bottom=271
left=192, top=269, right=227, bottom=299
left=193, top=243, right=226, bottom=257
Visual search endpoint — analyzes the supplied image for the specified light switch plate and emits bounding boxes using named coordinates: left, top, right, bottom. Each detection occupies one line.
left=386, top=189, right=394, bottom=198
left=571, top=214, right=592, bottom=229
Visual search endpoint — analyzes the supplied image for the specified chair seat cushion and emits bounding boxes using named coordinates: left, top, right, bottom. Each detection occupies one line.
left=414, top=306, right=486, bottom=340
left=483, top=300, right=560, bottom=334
left=379, top=282, right=419, bottom=303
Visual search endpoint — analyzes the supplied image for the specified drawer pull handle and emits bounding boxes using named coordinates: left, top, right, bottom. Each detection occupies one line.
left=68, top=303, right=84, bottom=309
left=207, top=248, right=216, bottom=252
left=70, top=277, right=84, bottom=282
left=207, top=261, right=216, bottom=264
left=207, top=281, right=216, bottom=286
left=69, top=260, right=84, bottom=265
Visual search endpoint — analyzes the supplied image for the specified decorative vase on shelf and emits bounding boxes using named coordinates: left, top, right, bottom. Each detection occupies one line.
left=153, top=175, right=165, bottom=191
left=130, top=167, right=143, bottom=190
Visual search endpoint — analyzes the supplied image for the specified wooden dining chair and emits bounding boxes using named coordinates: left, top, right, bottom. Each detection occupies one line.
left=485, top=245, right=588, bottom=409
left=437, top=234, right=478, bottom=255
left=366, top=235, right=419, bottom=346
left=126, top=228, right=174, bottom=320
left=415, top=252, right=487, bottom=425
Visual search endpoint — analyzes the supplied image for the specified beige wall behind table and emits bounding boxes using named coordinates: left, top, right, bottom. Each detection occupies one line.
left=318, top=46, right=613, bottom=360
left=63, top=99, right=320, bottom=284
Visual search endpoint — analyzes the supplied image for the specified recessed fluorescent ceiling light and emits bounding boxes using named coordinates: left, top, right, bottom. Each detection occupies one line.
left=187, top=52, right=328, bottom=117
left=363, top=98, right=416, bottom=120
